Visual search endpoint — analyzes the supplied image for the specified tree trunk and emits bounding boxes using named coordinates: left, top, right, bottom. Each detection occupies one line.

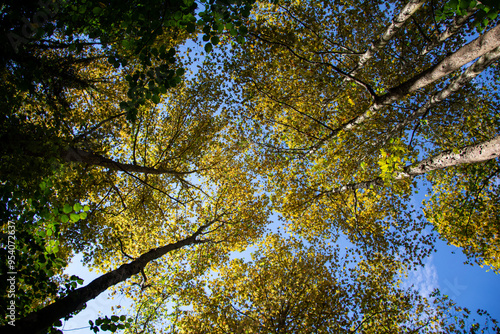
left=308, top=23, right=500, bottom=155
left=383, top=45, right=500, bottom=143
left=398, top=135, right=500, bottom=178
left=325, top=135, right=500, bottom=195
left=350, top=0, right=426, bottom=75
left=61, top=147, right=191, bottom=176
left=0, top=231, right=207, bottom=333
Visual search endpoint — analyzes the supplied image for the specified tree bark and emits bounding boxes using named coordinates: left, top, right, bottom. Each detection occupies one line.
left=307, top=23, right=500, bottom=155
left=398, top=135, right=500, bottom=178
left=383, top=45, right=500, bottom=143
left=61, top=147, right=191, bottom=176
left=379, top=23, right=500, bottom=105
left=350, top=0, right=426, bottom=76
left=325, top=135, right=500, bottom=194
left=0, top=229, right=208, bottom=333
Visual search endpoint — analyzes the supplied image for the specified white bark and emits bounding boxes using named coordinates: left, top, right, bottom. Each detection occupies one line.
left=385, top=45, right=500, bottom=142
left=308, top=23, right=500, bottom=156
left=398, top=135, right=500, bottom=178
left=326, top=135, right=500, bottom=194
left=379, top=23, right=500, bottom=105
left=350, top=0, right=426, bottom=76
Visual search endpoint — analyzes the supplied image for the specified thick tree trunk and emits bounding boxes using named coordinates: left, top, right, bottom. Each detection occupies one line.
left=308, top=23, right=500, bottom=155
left=383, top=45, right=500, bottom=143
left=0, top=231, right=207, bottom=334
left=398, top=135, right=500, bottom=178
left=62, top=147, right=190, bottom=176
left=379, top=23, right=500, bottom=105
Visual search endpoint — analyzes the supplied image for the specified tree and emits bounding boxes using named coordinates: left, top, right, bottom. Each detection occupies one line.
left=173, top=233, right=498, bottom=333
left=1, top=0, right=263, bottom=331
left=219, top=0, right=500, bottom=271
left=2, top=0, right=500, bottom=332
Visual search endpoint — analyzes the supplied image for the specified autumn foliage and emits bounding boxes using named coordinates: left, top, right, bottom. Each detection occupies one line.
left=1, top=0, right=500, bottom=333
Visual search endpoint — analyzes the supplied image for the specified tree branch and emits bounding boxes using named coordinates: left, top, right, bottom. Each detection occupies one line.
left=305, top=23, right=500, bottom=156
left=349, top=0, right=426, bottom=77
left=2, top=230, right=209, bottom=333
left=323, top=135, right=500, bottom=195
left=62, top=147, right=196, bottom=176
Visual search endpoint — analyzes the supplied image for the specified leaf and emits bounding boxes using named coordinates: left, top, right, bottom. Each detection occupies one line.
left=70, top=213, right=80, bottom=223
left=204, top=43, right=213, bottom=53
left=211, top=36, right=220, bottom=45
left=186, top=23, right=196, bottom=33
left=63, top=204, right=72, bottom=214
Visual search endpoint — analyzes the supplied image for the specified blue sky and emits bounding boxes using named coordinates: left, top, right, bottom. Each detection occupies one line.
left=401, top=178, right=500, bottom=322
left=429, top=239, right=500, bottom=319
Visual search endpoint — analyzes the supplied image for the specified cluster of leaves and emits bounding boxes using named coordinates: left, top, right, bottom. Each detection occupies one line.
left=424, top=161, right=500, bottom=272
left=1, top=0, right=256, bottom=122
left=172, top=233, right=500, bottom=333
left=377, top=139, right=409, bottom=185
left=89, top=315, right=134, bottom=333
left=0, top=179, right=86, bottom=328
left=437, top=0, right=500, bottom=31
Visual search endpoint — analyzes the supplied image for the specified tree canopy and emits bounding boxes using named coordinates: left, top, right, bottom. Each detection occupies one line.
left=1, top=0, right=500, bottom=333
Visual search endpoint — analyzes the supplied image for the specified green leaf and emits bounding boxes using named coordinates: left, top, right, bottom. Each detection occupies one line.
left=487, top=10, right=498, bottom=20
left=46, top=228, right=53, bottom=237
left=60, top=215, right=69, bottom=223
left=73, top=203, right=82, bottom=212
left=70, top=213, right=80, bottom=223
left=186, top=23, right=196, bottom=33
left=79, top=212, right=88, bottom=220
left=93, top=7, right=102, bottom=15
left=239, top=26, right=248, bottom=35
left=83, top=205, right=90, bottom=212
left=176, top=68, right=185, bottom=76
left=204, top=43, right=213, bottom=53
left=63, top=204, right=72, bottom=214
left=211, top=36, right=220, bottom=45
